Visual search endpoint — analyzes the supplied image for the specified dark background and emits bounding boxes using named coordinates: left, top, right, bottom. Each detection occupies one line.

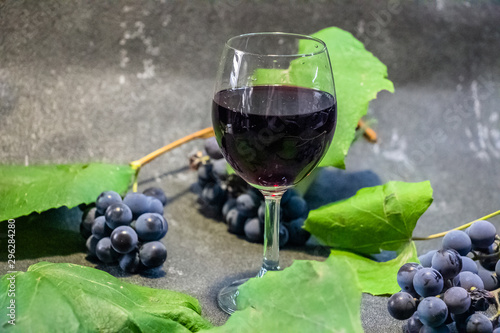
left=1, top=0, right=499, bottom=331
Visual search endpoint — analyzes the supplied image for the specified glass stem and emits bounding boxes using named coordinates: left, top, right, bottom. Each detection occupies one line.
left=258, top=192, right=283, bottom=277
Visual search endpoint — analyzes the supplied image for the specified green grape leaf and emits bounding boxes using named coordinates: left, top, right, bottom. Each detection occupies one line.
left=0, top=163, right=135, bottom=221
left=254, top=27, right=394, bottom=168
left=0, top=262, right=212, bottom=332
left=205, top=255, right=363, bottom=333
left=331, top=241, right=419, bottom=296
left=305, top=181, right=433, bottom=254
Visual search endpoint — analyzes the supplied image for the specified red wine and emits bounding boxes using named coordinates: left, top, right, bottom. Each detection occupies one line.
left=212, top=85, right=337, bottom=189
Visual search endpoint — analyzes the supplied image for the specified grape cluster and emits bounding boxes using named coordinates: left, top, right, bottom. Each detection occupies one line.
left=388, top=220, right=500, bottom=332
left=80, top=187, right=168, bottom=274
left=193, top=137, right=311, bottom=246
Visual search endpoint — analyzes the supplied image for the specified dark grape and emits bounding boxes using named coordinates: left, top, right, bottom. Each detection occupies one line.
left=281, top=188, right=298, bottom=206
left=461, top=256, right=479, bottom=274
left=477, top=268, right=500, bottom=291
left=81, top=207, right=97, bottom=238
left=226, top=208, right=246, bottom=235
left=431, top=249, right=462, bottom=279
left=95, top=237, right=119, bottom=264
left=105, top=203, right=133, bottom=229
left=110, top=226, right=138, bottom=254
left=406, top=312, right=423, bottom=333
left=236, top=194, right=258, bottom=217
left=143, top=187, right=167, bottom=206
left=442, top=230, right=472, bottom=256
left=257, top=202, right=265, bottom=223
left=465, top=313, right=493, bottom=332
left=222, top=198, right=237, bottom=221
left=198, top=164, right=216, bottom=185
left=419, top=325, right=450, bottom=333
left=279, top=223, right=289, bottom=247
left=201, top=183, right=226, bottom=206
left=467, top=220, right=496, bottom=248
left=96, top=191, right=122, bottom=215
left=443, top=287, right=471, bottom=314
left=387, top=292, right=416, bottom=320
left=244, top=217, right=263, bottom=243
left=283, top=196, right=308, bottom=221
left=139, top=241, right=167, bottom=268
left=417, top=297, right=448, bottom=328
left=135, top=213, right=168, bottom=241
left=493, top=328, right=500, bottom=333
left=413, top=268, right=444, bottom=297
left=91, top=216, right=112, bottom=240
left=86, top=235, right=99, bottom=256
left=212, top=158, right=228, bottom=180
left=397, top=263, right=422, bottom=294
left=287, top=217, right=310, bottom=246
left=119, top=250, right=143, bottom=274
left=419, top=250, right=437, bottom=268
left=457, top=271, right=484, bottom=290
left=204, top=137, right=224, bottom=160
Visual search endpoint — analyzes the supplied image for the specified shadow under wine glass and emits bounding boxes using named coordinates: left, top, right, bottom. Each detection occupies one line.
left=211, top=32, right=337, bottom=314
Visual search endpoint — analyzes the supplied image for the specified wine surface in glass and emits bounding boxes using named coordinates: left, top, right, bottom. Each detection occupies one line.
left=212, top=85, right=337, bottom=189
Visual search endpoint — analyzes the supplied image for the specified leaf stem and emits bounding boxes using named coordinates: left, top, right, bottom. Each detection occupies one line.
left=412, top=209, right=500, bottom=241
left=130, top=127, right=215, bottom=169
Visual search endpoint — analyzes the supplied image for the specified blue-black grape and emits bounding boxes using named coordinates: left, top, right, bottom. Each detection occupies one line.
left=86, top=235, right=99, bottom=256
left=431, top=249, right=462, bottom=279
left=387, top=291, right=416, bottom=320
left=96, top=191, right=122, bottom=215
left=204, top=137, right=224, bottom=160
left=139, top=241, right=167, bottom=268
left=461, top=256, right=478, bottom=274
left=466, top=313, right=493, bottom=332
left=457, top=271, right=484, bottom=291
left=95, top=237, right=119, bottom=264
left=283, top=196, right=308, bottom=221
left=417, top=297, right=448, bottom=328
left=226, top=208, right=246, bottom=235
left=419, top=250, right=437, bottom=268
left=81, top=207, right=97, bottom=239
left=493, top=328, right=500, bottom=333
left=212, top=158, right=228, bottom=180
left=143, top=187, right=167, bottom=206
left=397, top=263, right=422, bottom=294
left=281, top=188, right=298, bottom=206
left=406, top=312, right=423, bottom=333
left=442, top=230, right=472, bottom=256
left=279, top=223, right=289, bottom=248
left=201, top=183, right=226, bottom=206
left=135, top=213, right=168, bottom=241
left=119, top=250, right=143, bottom=274
left=147, top=196, right=164, bottom=215
left=222, top=198, right=237, bottom=220
left=91, top=216, right=112, bottom=240
left=413, top=268, right=444, bottom=297
left=467, top=220, right=496, bottom=248
left=419, top=325, right=450, bottom=333
left=123, top=193, right=149, bottom=218
left=443, top=287, right=471, bottom=314
left=244, top=217, right=263, bottom=243
left=110, top=226, right=138, bottom=254
left=105, top=203, right=133, bottom=229
left=477, top=268, right=500, bottom=291
left=236, top=194, right=258, bottom=217
left=287, top=217, right=310, bottom=246
left=197, top=164, right=216, bottom=186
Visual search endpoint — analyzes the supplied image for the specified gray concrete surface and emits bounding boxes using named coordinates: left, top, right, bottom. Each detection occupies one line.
left=1, top=0, right=499, bottom=332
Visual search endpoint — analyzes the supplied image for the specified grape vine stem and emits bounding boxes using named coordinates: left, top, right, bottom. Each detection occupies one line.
left=129, top=127, right=215, bottom=191
left=412, top=209, right=500, bottom=241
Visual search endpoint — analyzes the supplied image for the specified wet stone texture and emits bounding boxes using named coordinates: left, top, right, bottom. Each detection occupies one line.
left=0, top=0, right=499, bottom=331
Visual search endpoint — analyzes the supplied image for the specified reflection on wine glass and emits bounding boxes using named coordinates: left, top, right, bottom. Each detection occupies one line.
left=212, top=32, right=337, bottom=314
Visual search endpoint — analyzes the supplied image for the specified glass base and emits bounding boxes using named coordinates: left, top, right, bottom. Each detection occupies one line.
left=217, top=278, right=249, bottom=314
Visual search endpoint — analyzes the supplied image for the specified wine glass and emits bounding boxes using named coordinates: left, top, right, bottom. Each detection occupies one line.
left=212, top=32, right=337, bottom=314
